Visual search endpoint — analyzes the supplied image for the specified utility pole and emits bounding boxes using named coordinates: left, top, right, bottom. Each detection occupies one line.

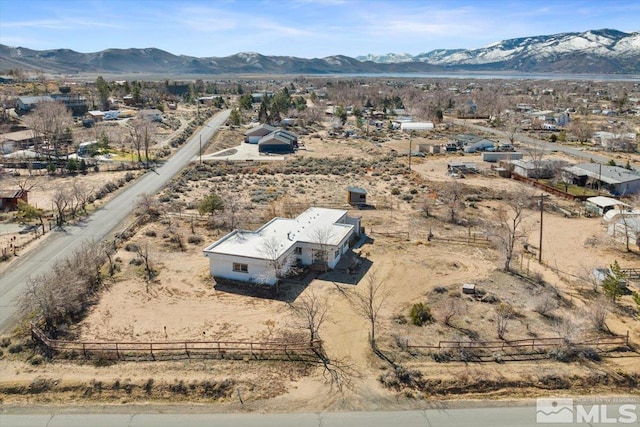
left=538, top=193, right=547, bottom=263
left=408, top=132, right=413, bottom=171
left=199, top=134, right=202, bottom=165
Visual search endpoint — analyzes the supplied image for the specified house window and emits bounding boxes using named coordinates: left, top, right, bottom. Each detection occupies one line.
left=233, top=263, right=248, bottom=273
left=295, top=247, right=302, bottom=255
left=334, top=249, right=340, bottom=258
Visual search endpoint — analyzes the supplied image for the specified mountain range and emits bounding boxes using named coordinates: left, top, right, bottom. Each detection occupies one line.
left=1, top=29, right=638, bottom=76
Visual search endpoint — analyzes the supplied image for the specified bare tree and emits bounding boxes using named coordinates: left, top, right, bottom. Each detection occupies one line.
left=20, top=240, right=107, bottom=330
left=289, top=289, right=328, bottom=345
left=258, top=236, right=298, bottom=285
left=553, top=315, right=585, bottom=346
left=531, top=291, right=558, bottom=317
left=136, top=242, right=155, bottom=289
left=495, top=303, right=514, bottom=339
left=51, top=187, right=71, bottom=226
left=523, top=141, right=547, bottom=179
left=21, top=100, right=73, bottom=162
left=128, top=117, right=157, bottom=166
left=586, top=296, right=611, bottom=333
left=440, top=298, right=462, bottom=327
left=224, top=192, right=242, bottom=230
left=569, top=119, right=593, bottom=144
left=136, top=193, right=162, bottom=221
left=346, top=269, right=388, bottom=349
left=484, top=192, right=532, bottom=272
left=71, top=181, right=93, bottom=216
left=309, top=226, right=334, bottom=272
left=501, top=115, right=521, bottom=145
left=440, top=181, right=465, bottom=224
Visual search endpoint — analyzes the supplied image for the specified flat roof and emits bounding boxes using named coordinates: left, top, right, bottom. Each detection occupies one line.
left=204, top=207, right=353, bottom=260
left=586, top=196, right=630, bottom=208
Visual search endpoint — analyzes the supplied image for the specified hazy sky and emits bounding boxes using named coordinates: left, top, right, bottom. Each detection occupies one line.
left=1, top=0, right=638, bottom=58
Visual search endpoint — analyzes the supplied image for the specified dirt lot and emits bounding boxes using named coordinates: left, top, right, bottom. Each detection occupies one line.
left=1, top=123, right=639, bottom=409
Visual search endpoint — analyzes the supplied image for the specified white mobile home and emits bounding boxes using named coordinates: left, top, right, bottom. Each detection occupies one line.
left=203, top=207, right=361, bottom=286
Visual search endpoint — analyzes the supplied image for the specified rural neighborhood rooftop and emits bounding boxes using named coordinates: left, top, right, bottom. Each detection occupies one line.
left=203, top=207, right=354, bottom=260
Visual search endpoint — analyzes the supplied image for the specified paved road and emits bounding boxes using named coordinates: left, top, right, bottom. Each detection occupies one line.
left=1, top=402, right=638, bottom=426
left=0, top=110, right=230, bottom=334
left=450, top=118, right=640, bottom=170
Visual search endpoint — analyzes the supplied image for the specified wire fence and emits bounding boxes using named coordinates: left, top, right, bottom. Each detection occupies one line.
left=400, top=332, right=632, bottom=362
left=31, top=321, right=322, bottom=362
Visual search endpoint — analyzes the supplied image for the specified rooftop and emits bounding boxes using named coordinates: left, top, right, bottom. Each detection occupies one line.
left=203, top=207, right=353, bottom=260
left=564, top=163, right=640, bottom=185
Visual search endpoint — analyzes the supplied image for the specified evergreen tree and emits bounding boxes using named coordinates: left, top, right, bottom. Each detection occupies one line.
left=602, top=261, right=625, bottom=303
left=229, top=108, right=242, bottom=126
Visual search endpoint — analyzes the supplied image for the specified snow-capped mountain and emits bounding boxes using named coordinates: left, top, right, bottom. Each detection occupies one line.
left=1, top=29, right=638, bottom=75
left=358, top=29, right=640, bottom=73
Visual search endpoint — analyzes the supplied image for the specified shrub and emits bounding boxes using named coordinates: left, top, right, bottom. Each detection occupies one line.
left=188, top=235, right=203, bottom=244
left=29, top=355, right=45, bottom=366
left=432, top=349, right=454, bottom=363
left=124, top=243, right=139, bottom=252
left=0, top=337, right=10, bottom=347
left=145, top=230, right=157, bottom=237
left=8, top=343, right=23, bottom=354
left=391, top=187, right=401, bottom=195
left=409, top=302, right=433, bottom=326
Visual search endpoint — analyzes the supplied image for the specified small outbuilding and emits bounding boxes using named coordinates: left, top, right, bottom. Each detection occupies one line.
left=585, top=196, right=631, bottom=216
left=347, top=187, right=367, bottom=205
left=0, top=189, right=28, bottom=211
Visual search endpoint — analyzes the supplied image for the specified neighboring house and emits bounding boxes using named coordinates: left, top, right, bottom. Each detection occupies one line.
left=481, top=152, right=523, bottom=163
left=562, top=163, right=640, bottom=196
left=203, top=207, right=361, bottom=286
left=510, top=159, right=565, bottom=179
left=139, top=109, right=163, bottom=122
left=400, top=122, right=434, bottom=132
left=86, top=110, right=105, bottom=122
left=593, top=131, right=637, bottom=152
left=258, top=130, right=298, bottom=154
left=16, top=96, right=53, bottom=112
left=0, top=189, right=28, bottom=211
left=347, top=187, right=367, bottom=205
left=585, top=196, right=630, bottom=216
left=447, top=162, right=478, bottom=175
left=0, top=129, right=42, bottom=153
left=245, top=124, right=278, bottom=143
left=455, top=134, right=495, bottom=153
left=77, top=141, right=99, bottom=157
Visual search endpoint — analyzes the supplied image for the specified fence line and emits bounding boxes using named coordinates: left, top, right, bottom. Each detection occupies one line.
left=31, top=321, right=321, bottom=362
left=405, top=332, right=630, bottom=353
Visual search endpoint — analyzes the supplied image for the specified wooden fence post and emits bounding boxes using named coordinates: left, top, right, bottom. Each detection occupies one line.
left=115, top=343, right=120, bottom=360
left=185, top=342, right=189, bottom=358
left=82, top=343, right=87, bottom=359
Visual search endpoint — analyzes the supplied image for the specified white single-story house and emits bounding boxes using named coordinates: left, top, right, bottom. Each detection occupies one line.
left=203, top=207, right=361, bottom=286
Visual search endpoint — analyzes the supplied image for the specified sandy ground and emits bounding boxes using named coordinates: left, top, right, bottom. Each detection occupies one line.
left=1, top=125, right=639, bottom=409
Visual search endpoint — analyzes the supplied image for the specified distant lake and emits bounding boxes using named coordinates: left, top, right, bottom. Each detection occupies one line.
left=327, top=72, right=640, bottom=82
